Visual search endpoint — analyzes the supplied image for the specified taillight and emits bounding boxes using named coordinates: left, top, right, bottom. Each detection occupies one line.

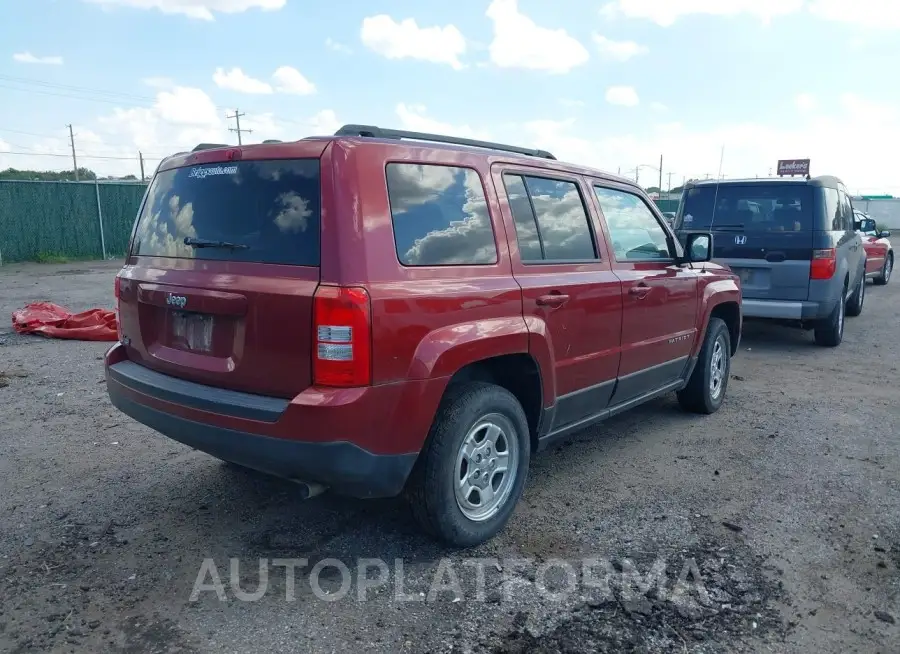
left=114, top=273, right=124, bottom=342
left=313, top=286, right=372, bottom=387
left=810, top=248, right=836, bottom=280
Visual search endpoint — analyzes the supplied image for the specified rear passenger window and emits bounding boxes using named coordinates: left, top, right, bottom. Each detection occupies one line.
left=822, top=188, right=841, bottom=231
left=386, top=163, right=497, bottom=266
left=593, top=187, right=671, bottom=260
left=503, top=174, right=598, bottom=262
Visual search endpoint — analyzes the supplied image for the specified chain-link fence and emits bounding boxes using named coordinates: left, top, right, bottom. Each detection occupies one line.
left=0, top=180, right=147, bottom=264
left=0, top=179, right=690, bottom=265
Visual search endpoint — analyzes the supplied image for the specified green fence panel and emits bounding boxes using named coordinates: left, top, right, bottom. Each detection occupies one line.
left=654, top=199, right=680, bottom=213
left=99, top=183, right=147, bottom=256
left=0, top=180, right=148, bottom=263
left=0, top=181, right=104, bottom=262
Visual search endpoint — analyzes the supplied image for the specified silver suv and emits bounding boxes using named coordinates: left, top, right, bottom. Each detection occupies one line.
left=675, top=176, right=865, bottom=347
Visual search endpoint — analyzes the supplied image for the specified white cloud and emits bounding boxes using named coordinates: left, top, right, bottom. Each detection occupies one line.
left=13, top=52, right=63, bottom=65
left=599, top=0, right=805, bottom=26
left=272, top=66, right=316, bottom=95
left=808, top=0, right=900, bottom=29
left=212, top=67, right=273, bottom=94
left=325, top=38, right=352, bottom=55
left=650, top=101, right=668, bottom=112
left=395, top=104, right=491, bottom=140
left=307, top=109, right=341, bottom=136
left=360, top=15, right=467, bottom=69
left=487, top=0, right=589, bottom=73
left=82, top=0, right=285, bottom=21
left=606, top=86, right=640, bottom=107
left=795, top=93, right=817, bottom=112
left=592, top=34, right=648, bottom=61
left=518, top=94, right=900, bottom=194
left=599, top=0, right=900, bottom=28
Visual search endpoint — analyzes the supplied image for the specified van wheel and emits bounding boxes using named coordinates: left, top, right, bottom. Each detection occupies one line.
left=406, top=382, right=530, bottom=548
left=677, top=317, right=731, bottom=415
left=814, top=291, right=845, bottom=347
left=846, top=273, right=865, bottom=317
left=874, top=253, right=892, bottom=286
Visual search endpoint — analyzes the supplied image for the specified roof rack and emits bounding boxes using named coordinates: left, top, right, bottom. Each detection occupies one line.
left=334, top=124, right=556, bottom=160
left=261, top=139, right=282, bottom=144
left=191, top=143, right=229, bottom=152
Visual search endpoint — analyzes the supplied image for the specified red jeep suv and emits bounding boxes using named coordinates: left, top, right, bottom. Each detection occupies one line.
left=105, top=125, right=741, bottom=546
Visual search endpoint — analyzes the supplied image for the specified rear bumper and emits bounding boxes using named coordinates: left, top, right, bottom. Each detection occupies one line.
left=104, top=344, right=444, bottom=498
left=742, top=299, right=829, bottom=320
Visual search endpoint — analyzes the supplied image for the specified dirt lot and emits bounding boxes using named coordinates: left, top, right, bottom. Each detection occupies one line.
left=1, top=260, right=898, bottom=654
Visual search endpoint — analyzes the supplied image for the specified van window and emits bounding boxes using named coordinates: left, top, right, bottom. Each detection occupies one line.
left=503, top=174, right=598, bottom=262
left=132, top=159, right=320, bottom=266
left=822, top=187, right=841, bottom=231
left=386, top=163, right=497, bottom=266
left=679, top=183, right=815, bottom=232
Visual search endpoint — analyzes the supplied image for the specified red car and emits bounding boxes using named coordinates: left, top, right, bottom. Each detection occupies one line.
left=105, top=125, right=741, bottom=546
left=855, top=210, right=893, bottom=285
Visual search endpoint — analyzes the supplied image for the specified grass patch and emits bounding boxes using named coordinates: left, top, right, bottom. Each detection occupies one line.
left=33, top=251, right=72, bottom=264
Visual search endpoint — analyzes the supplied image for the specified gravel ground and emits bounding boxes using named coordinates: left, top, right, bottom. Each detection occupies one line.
left=1, top=259, right=898, bottom=654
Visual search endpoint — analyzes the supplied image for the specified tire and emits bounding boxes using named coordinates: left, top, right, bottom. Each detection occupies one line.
left=874, top=252, right=893, bottom=286
left=677, top=317, right=731, bottom=415
left=406, top=382, right=531, bottom=548
left=814, top=290, right=845, bottom=347
left=846, top=272, right=865, bottom=317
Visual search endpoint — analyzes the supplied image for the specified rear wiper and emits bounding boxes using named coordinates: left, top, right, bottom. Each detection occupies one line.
left=184, top=237, right=249, bottom=250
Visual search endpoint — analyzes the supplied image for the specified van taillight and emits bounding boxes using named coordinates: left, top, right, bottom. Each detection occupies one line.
left=810, top=248, right=836, bottom=280
left=313, top=286, right=372, bottom=387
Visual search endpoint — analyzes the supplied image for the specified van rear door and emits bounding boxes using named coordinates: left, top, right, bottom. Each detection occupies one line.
left=117, top=145, right=326, bottom=399
left=677, top=183, right=814, bottom=301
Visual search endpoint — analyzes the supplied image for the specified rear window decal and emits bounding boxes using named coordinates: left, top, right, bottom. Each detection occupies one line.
left=188, top=165, right=238, bottom=179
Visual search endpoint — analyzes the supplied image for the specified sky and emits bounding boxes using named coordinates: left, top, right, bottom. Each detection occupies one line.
left=1, top=0, right=899, bottom=193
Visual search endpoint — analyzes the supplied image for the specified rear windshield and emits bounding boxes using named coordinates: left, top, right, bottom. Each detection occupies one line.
left=131, top=159, right=320, bottom=265
left=679, top=183, right=814, bottom=232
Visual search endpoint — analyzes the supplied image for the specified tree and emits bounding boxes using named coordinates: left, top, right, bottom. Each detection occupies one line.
left=644, top=186, right=661, bottom=194
left=0, top=167, right=97, bottom=181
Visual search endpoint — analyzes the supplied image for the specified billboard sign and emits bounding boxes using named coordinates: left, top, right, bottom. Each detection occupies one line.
left=777, top=159, right=810, bottom=177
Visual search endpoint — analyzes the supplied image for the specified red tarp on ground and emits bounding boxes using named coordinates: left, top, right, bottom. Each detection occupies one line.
left=12, top=302, right=118, bottom=341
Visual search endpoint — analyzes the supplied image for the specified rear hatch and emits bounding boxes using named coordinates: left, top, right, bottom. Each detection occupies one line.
left=676, top=183, right=814, bottom=301
left=117, top=150, right=324, bottom=398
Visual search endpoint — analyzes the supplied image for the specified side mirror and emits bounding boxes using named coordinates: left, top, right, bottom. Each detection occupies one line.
left=879, top=230, right=891, bottom=238
left=859, top=218, right=877, bottom=232
left=680, top=233, right=711, bottom=264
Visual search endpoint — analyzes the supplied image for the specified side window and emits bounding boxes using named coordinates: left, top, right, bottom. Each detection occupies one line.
left=502, top=175, right=543, bottom=262
left=593, top=186, right=671, bottom=261
left=823, top=187, right=841, bottom=231
left=385, top=163, right=497, bottom=266
left=503, top=174, right=598, bottom=262
left=837, top=189, right=853, bottom=232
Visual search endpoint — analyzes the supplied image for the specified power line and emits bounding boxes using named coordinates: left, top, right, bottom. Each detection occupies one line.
left=0, top=150, right=158, bottom=161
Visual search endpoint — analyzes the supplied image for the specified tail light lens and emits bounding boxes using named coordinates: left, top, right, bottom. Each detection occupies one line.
left=810, top=248, right=836, bottom=280
left=113, top=273, right=124, bottom=342
left=313, top=286, right=372, bottom=387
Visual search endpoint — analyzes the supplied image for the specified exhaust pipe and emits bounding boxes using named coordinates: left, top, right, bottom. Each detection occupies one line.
left=296, top=481, right=328, bottom=499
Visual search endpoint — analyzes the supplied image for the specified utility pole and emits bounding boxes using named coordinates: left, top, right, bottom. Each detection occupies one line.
left=227, top=109, right=252, bottom=145
left=139, top=151, right=145, bottom=183
left=67, top=124, right=79, bottom=181
left=658, top=154, right=663, bottom=196
left=667, top=172, right=674, bottom=192
left=635, top=167, right=639, bottom=184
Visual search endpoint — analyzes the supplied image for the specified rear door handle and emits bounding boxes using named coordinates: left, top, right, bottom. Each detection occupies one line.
left=536, top=293, right=569, bottom=307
